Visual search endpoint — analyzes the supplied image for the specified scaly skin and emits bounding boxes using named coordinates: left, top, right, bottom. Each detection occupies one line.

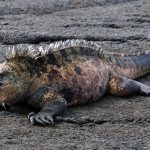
left=111, top=53, right=150, bottom=79
left=0, top=40, right=150, bottom=126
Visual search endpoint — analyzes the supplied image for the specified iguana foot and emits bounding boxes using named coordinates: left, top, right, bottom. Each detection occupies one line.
left=28, top=112, right=54, bottom=126
left=140, top=84, right=150, bottom=95
left=28, top=94, right=67, bottom=126
left=0, top=103, right=11, bottom=111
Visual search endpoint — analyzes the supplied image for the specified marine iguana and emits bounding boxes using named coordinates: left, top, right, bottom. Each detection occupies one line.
left=0, top=39, right=150, bottom=126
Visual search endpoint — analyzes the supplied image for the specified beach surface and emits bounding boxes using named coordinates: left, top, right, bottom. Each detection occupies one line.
left=0, top=0, right=150, bottom=149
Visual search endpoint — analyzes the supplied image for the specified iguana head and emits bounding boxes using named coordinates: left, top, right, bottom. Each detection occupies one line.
left=0, top=61, right=25, bottom=105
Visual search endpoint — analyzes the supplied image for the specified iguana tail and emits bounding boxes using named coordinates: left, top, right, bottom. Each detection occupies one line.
left=105, top=50, right=150, bottom=79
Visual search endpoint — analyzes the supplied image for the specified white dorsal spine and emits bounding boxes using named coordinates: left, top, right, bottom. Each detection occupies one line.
left=5, top=39, right=103, bottom=59
left=5, top=39, right=150, bottom=60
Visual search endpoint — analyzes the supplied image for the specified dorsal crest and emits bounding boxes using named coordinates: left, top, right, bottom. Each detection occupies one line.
left=5, top=39, right=104, bottom=64
left=5, top=39, right=150, bottom=64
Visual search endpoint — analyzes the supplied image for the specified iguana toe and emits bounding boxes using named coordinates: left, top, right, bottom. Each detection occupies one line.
left=28, top=112, right=54, bottom=126
left=55, top=116, right=82, bottom=125
left=140, top=84, right=150, bottom=95
left=45, top=115, right=54, bottom=125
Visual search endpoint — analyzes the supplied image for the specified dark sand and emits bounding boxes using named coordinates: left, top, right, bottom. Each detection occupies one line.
left=0, top=0, right=150, bottom=149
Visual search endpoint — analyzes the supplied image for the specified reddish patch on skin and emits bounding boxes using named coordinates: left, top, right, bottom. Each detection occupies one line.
left=45, top=56, right=110, bottom=105
left=108, top=76, right=121, bottom=96
left=26, top=56, right=110, bottom=106
left=43, top=92, right=59, bottom=102
left=0, top=84, right=18, bottom=105
left=108, top=75, right=133, bottom=96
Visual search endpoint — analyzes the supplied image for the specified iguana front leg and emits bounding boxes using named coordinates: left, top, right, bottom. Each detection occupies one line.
left=28, top=87, right=67, bottom=126
left=108, top=73, right=150, bottom=96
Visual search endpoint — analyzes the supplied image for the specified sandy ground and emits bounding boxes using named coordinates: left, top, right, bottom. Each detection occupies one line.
left=0, top=0, right=150, bottom=149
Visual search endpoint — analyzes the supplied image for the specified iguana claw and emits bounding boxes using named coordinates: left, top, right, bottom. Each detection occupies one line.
left=28, top=112, right=55, bottom=126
